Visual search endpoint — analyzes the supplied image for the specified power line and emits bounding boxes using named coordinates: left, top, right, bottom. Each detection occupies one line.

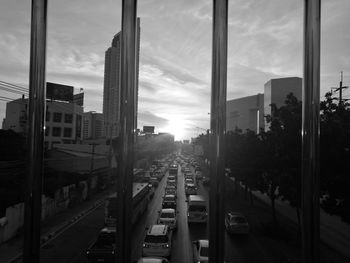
left=0, top=80, right=28, bottom=92
left=0, top=85, right=28, bottom=96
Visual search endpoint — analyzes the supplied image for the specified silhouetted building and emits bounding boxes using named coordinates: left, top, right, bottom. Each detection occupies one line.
left=264, top=77, right=302, bottom=130
left=103, top=18, right=140, bottom=139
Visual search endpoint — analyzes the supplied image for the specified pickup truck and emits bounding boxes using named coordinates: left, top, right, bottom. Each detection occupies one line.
left=86, top=227, right=116, bottom=262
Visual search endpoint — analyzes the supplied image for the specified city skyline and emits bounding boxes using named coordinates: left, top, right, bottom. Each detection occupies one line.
left=0, top=0, right=350, bottom=140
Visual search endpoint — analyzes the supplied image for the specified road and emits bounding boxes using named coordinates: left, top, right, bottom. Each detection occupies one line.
left=37, top=161, right=307, bottom=263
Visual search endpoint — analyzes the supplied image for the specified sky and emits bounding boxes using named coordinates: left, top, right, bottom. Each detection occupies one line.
left=0, top=0, right=350, bottom=140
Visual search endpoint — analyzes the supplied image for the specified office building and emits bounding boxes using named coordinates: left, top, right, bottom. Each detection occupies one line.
left=83, top=111, right=104, bottom=140
left=103, top=18, right=140, bottom=139
left=3, top=97, right=83, bottom=149
left=226, top=93, right=264, bottom=133
left=264, top=77, right=302, bottom=130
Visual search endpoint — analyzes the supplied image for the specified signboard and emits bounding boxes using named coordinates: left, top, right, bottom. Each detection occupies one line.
left=73, top=93, right=84, bottom=106
left=46, top=82, right=73, bottom=102
left=143, top=126, right=154, bottom=134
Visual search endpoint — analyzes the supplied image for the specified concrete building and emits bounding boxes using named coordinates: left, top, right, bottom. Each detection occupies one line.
left=226, top=93, right=264, bottom=133
left=103, top=18, right=140, bottom=139
left=2, top=97, right=84, bottom=149
left=83, top=111, right=104, bottom=140
left=264, top=77, right=302, bottom=130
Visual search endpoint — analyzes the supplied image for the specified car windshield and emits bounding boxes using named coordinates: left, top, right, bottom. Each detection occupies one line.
left=161, top=212, right=174, bottom=218
left=144, top=235, right=168, bottom=243
left=164, top=196, right=174, bottom=202
left=94, top=233, right=115, bottom=248
left=189, top=205, right=206, bottom=212
left=200, top=246, right=209, bottom=257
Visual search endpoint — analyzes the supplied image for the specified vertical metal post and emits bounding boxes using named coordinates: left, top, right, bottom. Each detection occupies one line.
left=23, top=0, right=47, bottom=262
left=302, top=1, right=321, bottom=263
left=209, top=0, right=228, bottom=262
left=116, top=0, right=137, bottom=262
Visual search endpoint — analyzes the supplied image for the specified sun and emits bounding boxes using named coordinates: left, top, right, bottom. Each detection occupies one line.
left=164, top=117, right=187, bottom=141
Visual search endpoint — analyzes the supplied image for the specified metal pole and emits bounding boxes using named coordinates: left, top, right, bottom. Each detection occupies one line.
left=116, top=0, right=137, bottom=262
left=209, top=0, right=228, bottom=262
left=23, top=0, right=47, bottom=262
left=302, top=1, right=321, bottom=263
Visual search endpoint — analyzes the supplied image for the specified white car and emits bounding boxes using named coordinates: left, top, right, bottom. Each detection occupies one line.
left=225, top=212, right=250, bottom=234
left=137, top=257, right=169, bottom=263
left=157, top=208, right=177, bottom=229
left=192, top=239, right=209, bottom=263
left=142, top=225, right=173, bottom=258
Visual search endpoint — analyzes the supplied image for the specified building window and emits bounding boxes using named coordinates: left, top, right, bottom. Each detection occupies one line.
left=64, top=113, right=73, bottom=123
left=63, top=128, right=72, bottom=138
left=52, top=127, right=61, bottom=137
left=53, top=112, right=62, bottom=123
left=45, top=126, right=50, bottom=136
left=46, top=111, right=50, bottom=122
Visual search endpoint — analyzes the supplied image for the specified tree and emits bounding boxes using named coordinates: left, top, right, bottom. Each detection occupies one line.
left=320, top=92, right=350, bottom=223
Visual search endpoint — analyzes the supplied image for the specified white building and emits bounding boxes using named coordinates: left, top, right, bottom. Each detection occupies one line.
left=3, top=97, right=84, bottom=149
left=226, top=93, right=264, bottom=133
left=226, top=77, right=302, bottom=133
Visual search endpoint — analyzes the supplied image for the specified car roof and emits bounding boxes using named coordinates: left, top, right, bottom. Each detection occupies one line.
left=164, top=194, right=175, bottom=198
left=198, top=239, right=209, bottom=247
left=147, top=225, right=168, bottom=236
left=186, top=183, right=195, bottom=187
left=161, top=208, right=175, bottom=213
left=100, top=227, right=116, bottom=233
left=138, top=258, right=168, bottom=263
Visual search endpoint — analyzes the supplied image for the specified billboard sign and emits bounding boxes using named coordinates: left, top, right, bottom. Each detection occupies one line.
left=46, top=82, right=73, bottom=102
left=143, top=126, right=154, bottom=134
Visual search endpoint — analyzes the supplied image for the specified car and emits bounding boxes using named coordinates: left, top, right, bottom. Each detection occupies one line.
left=137, top=257, right=169, bottom=263
left=185, top=178, right=194, bottom=186
left=142, top=225, right=173, bottom=258
left=162, top=194, right=176, bottom=209
left=164, top=187, right=177, bottom=197
left=225, top=212, right=250, bottom=234
left=185, top=183, right=197, bottom=195
left=150, top=177, right=159, bottom=187
left=157, top=208, right=177, bottom=229
left=192, top=239, right=209, bottom=263
left=202, top=177, right=210, bottom=187
left=167, top=179, right=176, bottom=188
left=167, top=175, right=177, bottom=182
left=195, top=171, right=203, bottom=180
left=86, top=227, right=116, bottom=262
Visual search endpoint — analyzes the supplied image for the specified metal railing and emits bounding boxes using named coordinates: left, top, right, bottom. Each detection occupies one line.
left=22, top=0, right=321, bottom=262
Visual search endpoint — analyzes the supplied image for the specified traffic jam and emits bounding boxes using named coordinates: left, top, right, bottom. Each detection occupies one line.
left=86, top=153, right=249, bottom=263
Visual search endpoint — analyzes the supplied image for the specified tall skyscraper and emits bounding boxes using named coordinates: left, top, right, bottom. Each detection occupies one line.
left=103, top=18, right=140, bottom=139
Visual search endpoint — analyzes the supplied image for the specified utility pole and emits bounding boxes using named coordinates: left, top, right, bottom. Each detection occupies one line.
left=331, top=71, right=349, bottom=106
left=89, top=143, right=97, bottom=175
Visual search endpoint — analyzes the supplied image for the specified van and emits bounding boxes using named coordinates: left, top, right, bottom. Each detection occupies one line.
left=187, top=195, right=207, bottom=223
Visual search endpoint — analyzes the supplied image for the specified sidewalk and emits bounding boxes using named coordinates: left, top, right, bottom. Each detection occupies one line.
left=228, top=176, right=350, bottom=261
left=0, top=189, right=112, bottom=263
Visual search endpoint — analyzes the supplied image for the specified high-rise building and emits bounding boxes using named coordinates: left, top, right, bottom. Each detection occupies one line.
left=103, top=18, right=140, bottom=139
left=83, top=111, right=104, bottom=140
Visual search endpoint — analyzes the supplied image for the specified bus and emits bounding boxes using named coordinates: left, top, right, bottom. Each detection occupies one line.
left=104, top=182, right=150, bottom=225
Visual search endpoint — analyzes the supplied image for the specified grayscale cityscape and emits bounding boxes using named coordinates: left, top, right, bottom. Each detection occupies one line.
left=0, top=1, right=349, bottom=263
